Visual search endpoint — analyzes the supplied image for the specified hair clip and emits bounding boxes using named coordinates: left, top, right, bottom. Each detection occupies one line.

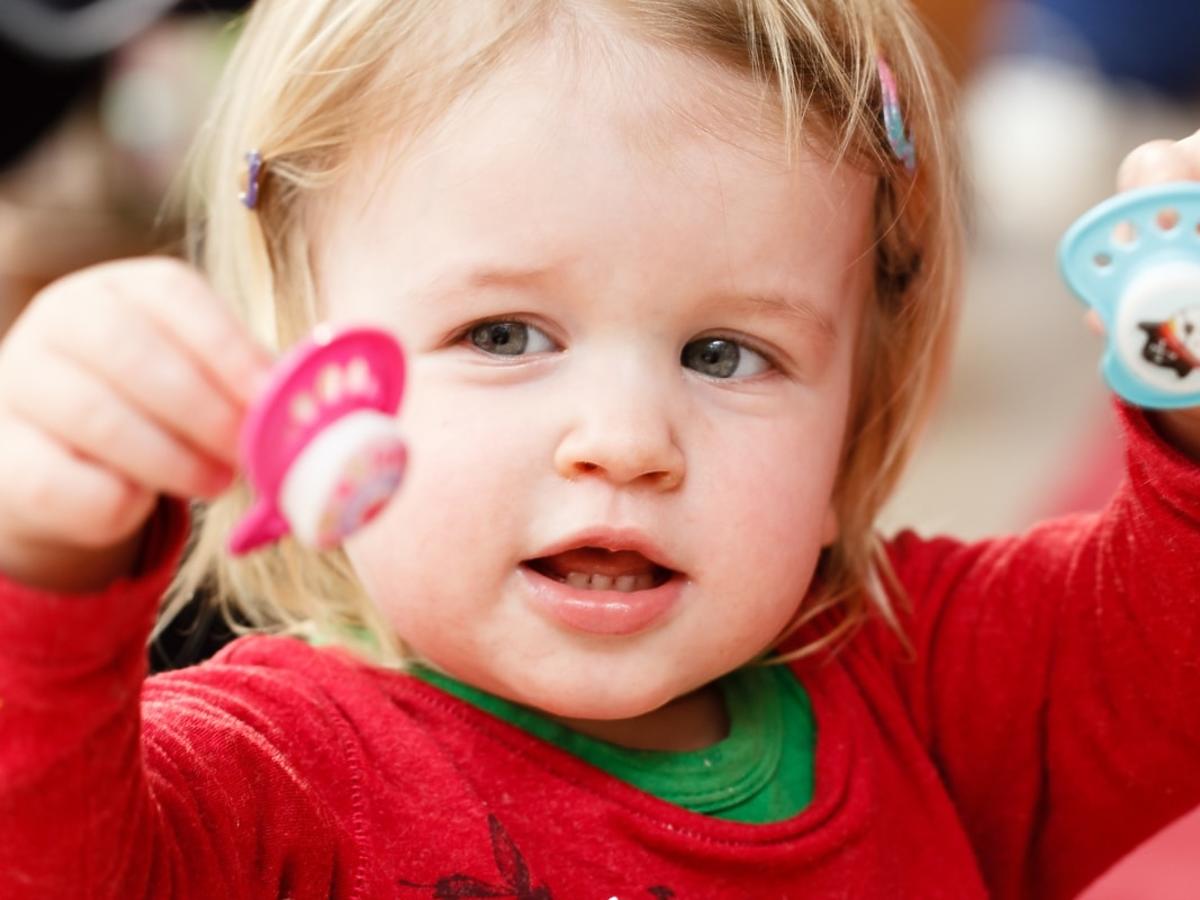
left=239, top=149, right=264, bottom=209
left=877, top=59, right=916, bottom=173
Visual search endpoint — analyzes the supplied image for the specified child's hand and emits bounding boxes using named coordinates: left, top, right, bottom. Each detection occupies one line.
left=1117, top=129, right=1200, bottom=194
left=0, top=258, right=270, bottom=592
left=1113, top=130, right=1200, bottom=459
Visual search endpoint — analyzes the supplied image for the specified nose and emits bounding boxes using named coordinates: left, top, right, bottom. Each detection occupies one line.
left=553, top=367, right=685, bottom=491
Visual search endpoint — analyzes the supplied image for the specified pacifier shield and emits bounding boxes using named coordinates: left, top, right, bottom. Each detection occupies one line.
left=1059, top=182, right=1200, bottom=408
left=229, top=326, right=407, bottom=555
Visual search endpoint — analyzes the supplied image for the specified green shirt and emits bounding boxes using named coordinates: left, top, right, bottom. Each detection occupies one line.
left=414, top=662, right=815, bottom=824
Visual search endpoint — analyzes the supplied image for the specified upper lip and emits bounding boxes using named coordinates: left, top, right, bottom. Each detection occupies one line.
left=527, top=527, right=682, bottom=573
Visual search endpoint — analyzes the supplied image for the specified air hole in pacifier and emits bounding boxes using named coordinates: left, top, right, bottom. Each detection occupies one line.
left=1093, top=252, right=1113, bottom=270
left=1112, top=220, right=1138, bottom=247
left=1156, top=208, right=1181, bottom=232
left=318, top=364, right=343, bottom=402
left=346, top=356, right=371, bottom=394
left=290, top=391, right=317, bottom=424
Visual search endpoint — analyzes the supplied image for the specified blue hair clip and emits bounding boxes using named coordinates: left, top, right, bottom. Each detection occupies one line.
left=239, top=149, right=264, bottom=210
left=878, top=59, right=916, bottom=173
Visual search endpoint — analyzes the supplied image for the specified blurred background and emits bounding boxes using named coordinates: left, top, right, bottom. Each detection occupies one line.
left=0, top=0, right=249, bottom=335
left=0, top=1, right=1196, bottom=896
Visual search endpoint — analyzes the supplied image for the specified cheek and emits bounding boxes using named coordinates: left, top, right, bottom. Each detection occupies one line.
left=712, top=399, right=846, bottom=533
left=346, top=470, right=496, bottom=646
left=692, top=417, right=843, bottom=613
left=343, top=378, right=544, bottom=613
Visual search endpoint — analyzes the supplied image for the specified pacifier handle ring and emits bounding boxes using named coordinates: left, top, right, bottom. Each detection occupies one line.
left=228, top=500, right=290, bottom=556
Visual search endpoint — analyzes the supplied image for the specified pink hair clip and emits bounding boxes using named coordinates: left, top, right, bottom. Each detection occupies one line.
left=877, top=59, right=916, bottom=173
left=229, top=325, right=408, bottom=555
left=239, top=149, right=264, bottom=210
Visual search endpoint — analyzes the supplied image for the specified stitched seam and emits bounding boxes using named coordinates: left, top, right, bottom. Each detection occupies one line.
left=225, top=641, right=372, bottom=899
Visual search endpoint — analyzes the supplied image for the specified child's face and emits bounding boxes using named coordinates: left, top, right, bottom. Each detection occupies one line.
left=315, top=40, right=875, bottom=722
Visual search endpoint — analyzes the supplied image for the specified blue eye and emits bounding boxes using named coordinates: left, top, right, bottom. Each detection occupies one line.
left=681, top=338, right=770, bottom=379
left=467, top=321, right=556, bottom=356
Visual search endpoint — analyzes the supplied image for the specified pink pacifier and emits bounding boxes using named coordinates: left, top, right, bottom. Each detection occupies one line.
left=228, top=325, right=407, bottom=555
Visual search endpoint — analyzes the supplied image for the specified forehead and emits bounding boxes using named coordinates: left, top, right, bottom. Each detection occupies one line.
left=315, top=31, right=875, bottom=311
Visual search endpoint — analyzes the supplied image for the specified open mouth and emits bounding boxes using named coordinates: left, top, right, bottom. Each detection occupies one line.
left=524, top=547, right=676, bottom=593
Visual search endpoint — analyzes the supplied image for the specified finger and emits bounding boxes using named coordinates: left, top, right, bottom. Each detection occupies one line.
left=1084, top=309, right=1106, bottom=337
left=4, top=348, right=234, bottom=500
left=1177, top=126, right=1200, bottom=168
left=94, top=258, right=274, bottom=408
left=43, top=293, right=244, bottom=468
left=0, top=416, right=156, bottom=548
left=1117, top=134, right=1200, bottom=193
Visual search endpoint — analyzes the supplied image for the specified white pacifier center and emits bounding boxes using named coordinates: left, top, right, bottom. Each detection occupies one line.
left=1115, top=260, right=1200, bottom=393
left=281, top=409, right=405, bottom=547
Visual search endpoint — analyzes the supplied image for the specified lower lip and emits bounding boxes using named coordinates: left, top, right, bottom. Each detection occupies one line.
left=519, top=566, right=684, bottom=636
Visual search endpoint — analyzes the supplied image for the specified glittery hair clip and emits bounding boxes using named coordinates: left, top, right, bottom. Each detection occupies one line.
left=239, top=149, right=265, bottom=210
left=877, top=59, right=916, bottom=173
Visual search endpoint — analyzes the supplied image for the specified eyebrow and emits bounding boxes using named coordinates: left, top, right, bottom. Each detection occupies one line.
left=438, top=265, right=838, bottom=341
left=452, top=265, right=558, bottom=291
left=715, top=291, right=838, bottom=342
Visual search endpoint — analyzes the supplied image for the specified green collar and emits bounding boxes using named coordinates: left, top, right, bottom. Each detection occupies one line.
left=413, top=663, right=814, bottom=823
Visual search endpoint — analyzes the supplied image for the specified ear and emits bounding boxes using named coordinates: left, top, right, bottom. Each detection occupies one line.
left=820, top=503, right=839, bottom=548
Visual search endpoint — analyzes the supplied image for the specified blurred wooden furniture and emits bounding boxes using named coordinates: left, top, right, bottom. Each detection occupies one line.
left=911, top=0, right=991, bottom=80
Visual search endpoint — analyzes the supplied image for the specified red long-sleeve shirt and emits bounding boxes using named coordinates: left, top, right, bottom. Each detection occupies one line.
left=3, top=404, right=1200, bottom=899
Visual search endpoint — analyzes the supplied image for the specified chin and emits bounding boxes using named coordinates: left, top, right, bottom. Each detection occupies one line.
left=507, top=666, right=696, bottom=722
left=534, top=696, right=661, bottom=722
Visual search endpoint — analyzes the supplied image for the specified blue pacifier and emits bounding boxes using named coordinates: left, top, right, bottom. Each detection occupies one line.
left=1059, top=182, right=1200, bottom=408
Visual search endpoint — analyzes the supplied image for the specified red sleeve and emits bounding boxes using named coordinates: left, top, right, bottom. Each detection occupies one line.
left=0, top=503, right=363, bottom=899
left=877, top=402, right=1200, bottom=900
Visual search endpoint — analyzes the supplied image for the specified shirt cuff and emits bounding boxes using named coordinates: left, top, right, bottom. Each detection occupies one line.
left=1117, top=399, right=1200, bottom=522
left=0, top=498, right=190, bottom=667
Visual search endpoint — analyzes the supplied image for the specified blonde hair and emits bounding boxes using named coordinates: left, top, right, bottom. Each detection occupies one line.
left=168, top=0, right=963, bottom=665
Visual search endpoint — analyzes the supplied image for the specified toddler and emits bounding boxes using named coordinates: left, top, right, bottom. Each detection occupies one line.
left=2, top=0, right=1200, bottom=897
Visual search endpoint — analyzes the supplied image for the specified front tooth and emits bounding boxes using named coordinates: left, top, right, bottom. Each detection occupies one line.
left=634, top=573, right=655, bottom=590
left=615, top=575, right=638, bottom=592
left=566, top=572, right=590, bottom=588
left=589, top=574, right=613, bottom=591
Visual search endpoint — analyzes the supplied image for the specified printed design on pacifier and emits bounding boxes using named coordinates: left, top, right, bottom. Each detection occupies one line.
left=1059, top=182, right=1200, bottom=408
left=1138, top=307, right=1200, bottom=378
left=229, top=326, right=407, bottom=555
